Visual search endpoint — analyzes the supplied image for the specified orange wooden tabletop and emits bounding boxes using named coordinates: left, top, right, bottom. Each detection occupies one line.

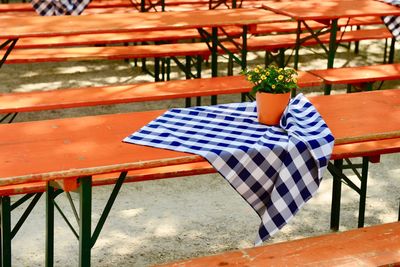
left=0, top=89, right=399, bottom=186
left=262, top=0, right=400, bottom=20
left=0, top=8, right=288, bottom=39
left=309, top=64, right=400, bottom=84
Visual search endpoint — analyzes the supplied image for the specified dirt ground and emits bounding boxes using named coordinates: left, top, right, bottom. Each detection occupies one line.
left=1, top=37, right=399, bottom=266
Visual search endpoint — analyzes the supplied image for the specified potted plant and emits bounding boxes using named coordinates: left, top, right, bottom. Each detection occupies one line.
left=242, top=65, right=298, bottom=125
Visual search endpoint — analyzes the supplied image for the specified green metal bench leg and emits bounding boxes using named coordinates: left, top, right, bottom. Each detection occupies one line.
left=330, top=159, right=343, bottom=231
left=46, top=183, right=55, bottom=267
left=79, top=177, right=92, bottom=267
left=358, top=157, right=369, bottom=228
left=1, top=197, right=11, bottom=267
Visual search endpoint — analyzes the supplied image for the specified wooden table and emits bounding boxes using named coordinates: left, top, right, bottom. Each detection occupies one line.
left=0, top=8, right=289, bottom=76
left=262, top=0, right=400, bottom=93
left=0, top=89, right=400, bottom=266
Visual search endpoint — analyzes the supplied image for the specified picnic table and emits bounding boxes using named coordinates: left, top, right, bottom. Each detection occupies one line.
left=0, top=89, right=399, bottom=266
left=0, top=8, right=289, bottom=75
left=262, top=0, right=400, bottom=92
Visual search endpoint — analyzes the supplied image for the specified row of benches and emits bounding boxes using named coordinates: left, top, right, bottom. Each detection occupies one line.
left=1, top=27, right=394, bottom=85
left=2, top=63, right=400, bottom=121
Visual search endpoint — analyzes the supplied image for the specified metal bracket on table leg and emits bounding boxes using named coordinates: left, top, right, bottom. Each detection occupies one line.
left=0, top=39, right=18, bottom=69
left=0, top=193, right=43, bottom=267
left=0, top=113, right=18, bottom=124
left=328, top=157, right=370, bottom=231
left=45, top=172, right=128, bottom=266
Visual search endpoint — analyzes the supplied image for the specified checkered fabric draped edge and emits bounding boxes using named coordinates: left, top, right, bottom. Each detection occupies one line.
left=124, top=94, right=335, bottom=245
left=30, top=0, right=91, bottom=15
left=382, top=0, right=400, bottom=40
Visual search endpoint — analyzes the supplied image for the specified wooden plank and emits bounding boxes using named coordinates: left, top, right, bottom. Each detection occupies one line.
left=262, top=0, right=400, bottom=21
left=309, top=64, right=400, bottom=84
left=0, top=9, right=289, bottom=39
left=156, top=222, right=400, bottom=267
left=0, top=72, right=322, bottom=113
left=4, top=43, right=211, bottom=64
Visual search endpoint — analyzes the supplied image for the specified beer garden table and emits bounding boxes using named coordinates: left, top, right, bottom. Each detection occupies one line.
left=0, top=89, right=399, bottom=266
left=262, top=0, right=400, bottom=94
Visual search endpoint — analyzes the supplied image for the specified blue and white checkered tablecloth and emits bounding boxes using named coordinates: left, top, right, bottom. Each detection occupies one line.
left=124, top=94, right=334, bottom=245
left=30, top=0, right=91, bottom=15
left=382, top=0, right=400, bottom=40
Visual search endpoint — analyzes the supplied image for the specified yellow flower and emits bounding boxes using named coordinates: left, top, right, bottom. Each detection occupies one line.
left=293, top=78, right=297, bottom=83
left=271, top=84, right=276, bottom=89
left=278, top=75, right=284, bottom=80
left=265, top=71, right=270, bottom=76
left=247, top=75, right=252, bottom=81
left=261, top=75, right=266, bottom=80
left=278, top=68, right=283, bottom=72
left=254, top=68, right=260, bottom=73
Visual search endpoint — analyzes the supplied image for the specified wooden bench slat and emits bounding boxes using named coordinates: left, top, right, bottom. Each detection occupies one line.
left=0, top=71, right=322, bottom=113
left=244, top=28, right=392, bottom=51
left=309, top=63, right=400, bottom=84
left=251, top=20, right=327, bottom=35
left=157, top=222, right=400, bottom=267
left=4, top=43, right=211, bottom=64
left=8, top=26, right=242, bottom=49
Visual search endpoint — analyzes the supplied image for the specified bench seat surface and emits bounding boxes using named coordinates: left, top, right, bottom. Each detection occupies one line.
left=309, top=64, right=400, bottom=84
left=157, top=222, right=400, bottom=266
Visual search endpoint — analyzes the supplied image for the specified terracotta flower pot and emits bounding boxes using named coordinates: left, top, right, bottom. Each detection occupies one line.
left=256, top=92, right=290, bottom=126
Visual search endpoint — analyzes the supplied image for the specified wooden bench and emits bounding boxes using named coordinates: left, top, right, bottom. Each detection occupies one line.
left=156, top=221, right=400, bottom=267
left=0, top=71, right=322, bottom=118
left=3, top=28, right=391, bottom=81
left=251, top=16, right=385, bottom=35
left=309, top=63, right=400, bottom=93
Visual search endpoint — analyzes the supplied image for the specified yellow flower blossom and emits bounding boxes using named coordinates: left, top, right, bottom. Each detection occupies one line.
left=247, top=75, right=252, bottom=81
left=293, top=78, right=297, bottom=83
left=271, top=84, right=276, bottom=89
left=254, top=68, right=260, bottom=73
left=265, top=71, right=270, bottom=76
left=261, top=75, right=266, bottom=80
left=278, top=68, right=283, bottom=72
left=278, top=75, right=284, bottom=80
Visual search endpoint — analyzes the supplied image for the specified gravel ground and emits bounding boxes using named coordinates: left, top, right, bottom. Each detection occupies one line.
left=1, top=36, right=399, bottom=266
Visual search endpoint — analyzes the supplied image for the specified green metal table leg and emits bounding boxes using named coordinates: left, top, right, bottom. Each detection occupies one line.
left=365, top=82, right=373, bottom=91
left=324, top=19, right=338, bottom=95
left=389, top=38, right=396, bottom=64
left=211, top=27, right=218, bottom=105
left=347, top=84, right=352, bottom=93
left=79, top=177, right=92, bottom=267
left=45, top=184, right=55, bottom=267
left=1, top=197, right=11, bottom=267
left=358, top=157, right=369, bottom=228
left=154, top=58, right=160, bottom=82
left=293, top=20, right=301, bottom=70
left=185, top=56, right=192, bottom=107
left=330, top=159, right=343, bottom=231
